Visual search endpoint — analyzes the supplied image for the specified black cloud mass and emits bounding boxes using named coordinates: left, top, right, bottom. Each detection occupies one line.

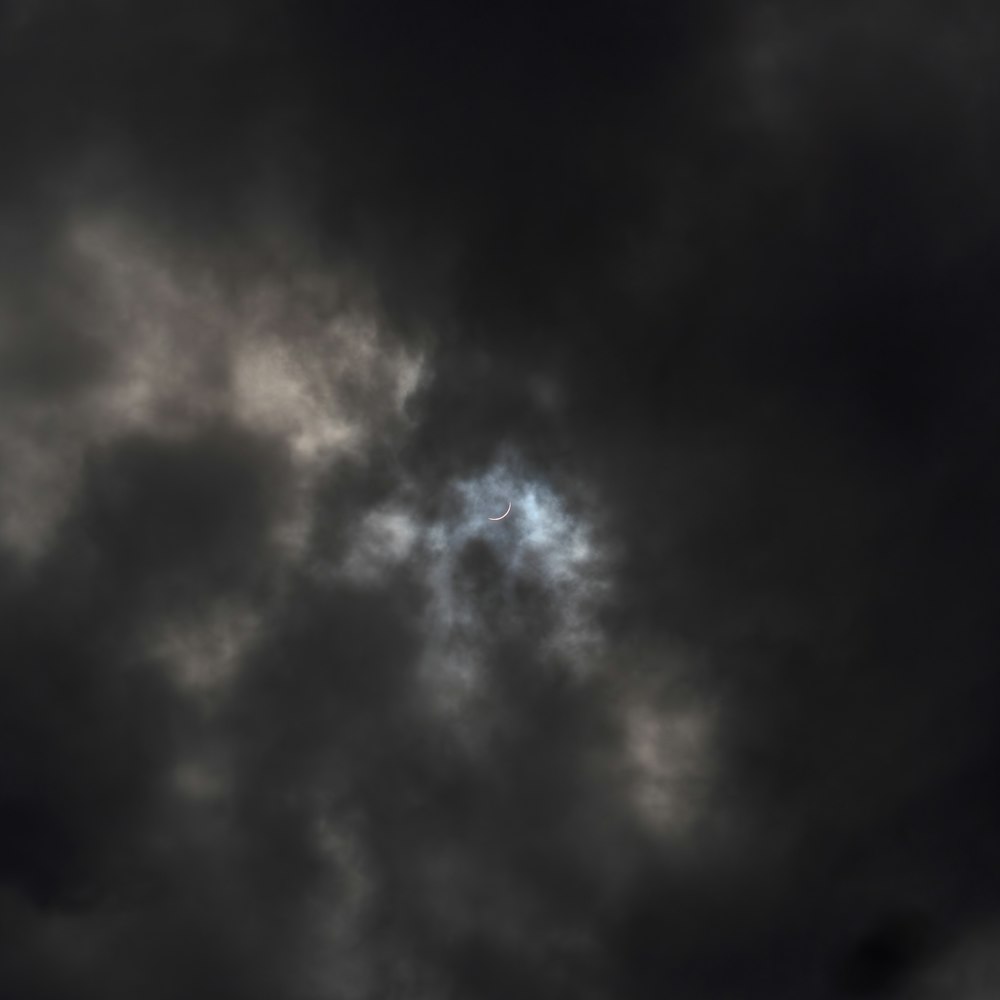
left=2, top=2, right=1000, bottom=997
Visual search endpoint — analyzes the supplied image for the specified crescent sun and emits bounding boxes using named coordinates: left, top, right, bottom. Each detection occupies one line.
left=488, top=501, right=512, bottom=521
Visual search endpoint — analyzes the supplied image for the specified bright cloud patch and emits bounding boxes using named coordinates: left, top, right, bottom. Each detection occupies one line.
left=0, top=216, right=423, bottom=563
left=337, top=452, right=611, bottom=722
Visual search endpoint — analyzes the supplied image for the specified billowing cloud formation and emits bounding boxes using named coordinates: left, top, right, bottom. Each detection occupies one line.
left=0, top=216, right=422, bottom=559
left=3, top=2, right=1000, bottom=999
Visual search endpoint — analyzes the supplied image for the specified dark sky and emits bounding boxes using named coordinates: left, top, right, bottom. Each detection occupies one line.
left=2, top=2, right=1000, bottom=997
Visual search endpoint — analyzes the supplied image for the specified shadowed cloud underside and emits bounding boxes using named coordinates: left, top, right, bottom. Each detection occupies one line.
left=2, top=2, right=1000, bottom=999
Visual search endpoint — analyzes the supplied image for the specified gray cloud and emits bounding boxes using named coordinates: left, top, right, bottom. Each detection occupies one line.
left=2, top=2, right=1000, bottom=998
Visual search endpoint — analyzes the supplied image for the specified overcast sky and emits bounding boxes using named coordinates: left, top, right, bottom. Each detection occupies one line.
left=2, top=2, right=1000, bottom=998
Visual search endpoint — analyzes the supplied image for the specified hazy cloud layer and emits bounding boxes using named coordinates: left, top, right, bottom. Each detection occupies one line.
left=2, top=2, right=1000, bottom=998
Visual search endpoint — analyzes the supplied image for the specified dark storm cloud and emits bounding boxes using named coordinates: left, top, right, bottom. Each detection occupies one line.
left=3, top=1, right=1000, bottom=998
